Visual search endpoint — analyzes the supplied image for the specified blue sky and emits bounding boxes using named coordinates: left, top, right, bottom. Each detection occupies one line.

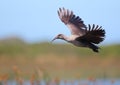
left=0, top=0, right=120, bottom=45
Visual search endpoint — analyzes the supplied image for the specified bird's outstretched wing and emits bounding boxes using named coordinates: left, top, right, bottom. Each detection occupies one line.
left=58, top=8, right=87, bottom=36
left=76, top=24, right=105, bottom=44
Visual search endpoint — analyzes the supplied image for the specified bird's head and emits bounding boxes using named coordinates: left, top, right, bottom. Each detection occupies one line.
left=52, top=34, right=65, bottom=42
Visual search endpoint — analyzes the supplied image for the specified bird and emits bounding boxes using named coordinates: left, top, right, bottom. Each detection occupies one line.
left=52, top=8, right=105, bottom=52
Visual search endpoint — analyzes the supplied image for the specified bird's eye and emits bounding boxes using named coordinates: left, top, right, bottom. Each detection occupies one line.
left=58, top=35, right=62, bottom=38
left=58, top=34, right=61, bottom=37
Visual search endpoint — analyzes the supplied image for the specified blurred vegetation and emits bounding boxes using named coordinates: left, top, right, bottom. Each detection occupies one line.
left=0, top=37, right=120, bottom=79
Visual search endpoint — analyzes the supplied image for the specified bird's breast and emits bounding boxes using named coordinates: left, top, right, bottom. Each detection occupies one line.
left=68, top=35, right=79, bottom=41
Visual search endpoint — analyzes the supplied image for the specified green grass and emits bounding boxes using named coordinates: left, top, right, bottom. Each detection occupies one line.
left=0, top=38, right=120, bottom=79
left=0, top=42, right=120, bottom=58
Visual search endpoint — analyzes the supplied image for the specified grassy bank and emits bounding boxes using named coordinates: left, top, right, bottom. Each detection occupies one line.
left=0, top=39, right=120, bottom=79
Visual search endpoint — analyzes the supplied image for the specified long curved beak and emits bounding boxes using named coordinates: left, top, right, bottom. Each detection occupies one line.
left=51, top=37, right=57, bottom=42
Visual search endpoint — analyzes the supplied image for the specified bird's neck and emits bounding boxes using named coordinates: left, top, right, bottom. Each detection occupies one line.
left=61, top=35, right=70, bottom=42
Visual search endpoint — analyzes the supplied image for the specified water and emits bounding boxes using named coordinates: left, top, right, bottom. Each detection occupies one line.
left=2, top=79, right=120, bottom=85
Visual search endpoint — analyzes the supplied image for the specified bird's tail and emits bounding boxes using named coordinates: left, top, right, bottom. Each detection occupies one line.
left=88, top=43, right=99, bottom=53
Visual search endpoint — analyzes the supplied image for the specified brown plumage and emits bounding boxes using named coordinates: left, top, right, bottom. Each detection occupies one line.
left=76, top=24, right=105, bottom=44
left=52, top=8, right=105, bottom=52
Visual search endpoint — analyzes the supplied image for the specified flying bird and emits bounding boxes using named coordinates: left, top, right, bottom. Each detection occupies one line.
left=52, top=8, right=105, bottom=52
